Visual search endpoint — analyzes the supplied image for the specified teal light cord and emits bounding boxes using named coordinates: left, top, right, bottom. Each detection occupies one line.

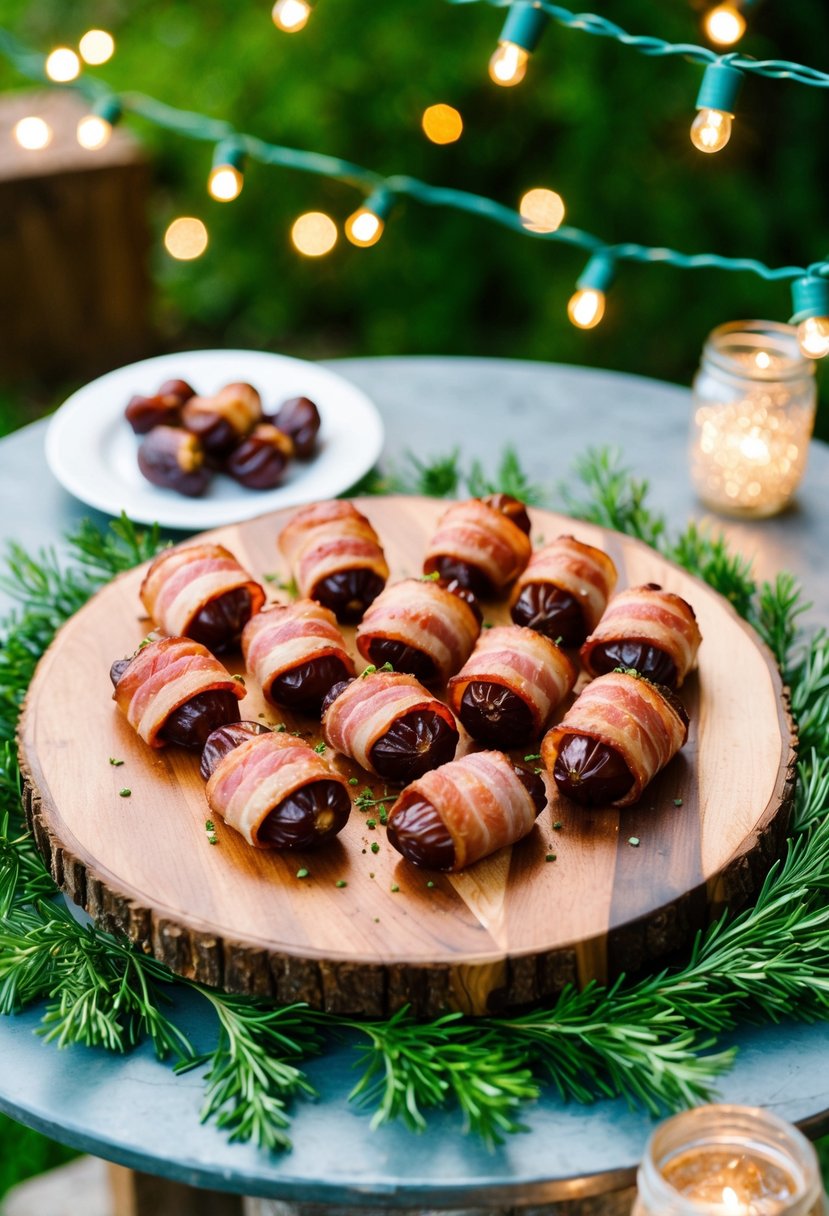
left=452, top=0, right=829, bottom=87
left=1, top=26, right=827, bottom=293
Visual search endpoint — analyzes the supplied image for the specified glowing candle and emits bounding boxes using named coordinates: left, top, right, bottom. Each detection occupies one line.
left=634, top=1106, right=826, bottom=1216
left=689, top=322, right=817, bottom=518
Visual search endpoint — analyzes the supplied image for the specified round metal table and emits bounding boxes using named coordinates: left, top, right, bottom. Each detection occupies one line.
left=1, top=356, right=828, bottom=1206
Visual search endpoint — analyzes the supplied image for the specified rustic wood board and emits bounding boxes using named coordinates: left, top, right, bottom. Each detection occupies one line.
left=19, top=497, right=796, bottom=1016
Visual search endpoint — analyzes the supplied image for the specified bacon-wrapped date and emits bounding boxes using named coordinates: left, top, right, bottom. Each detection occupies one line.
left=580, top=583, right=702, bottom=690
left=204, top=729, right=351, bottom=848
left=242, top=600, right=355, bottom=714
left=321, top=670, right=459, bottom=783
left=125, top=378, right=195, bottom=434
left=182, top=382, right=263, bottom=456
left=140, top=543, right=266, bottom=652
left=422, top=495, right=532, bottom=599
left=278, top=500, right=389, bottom=624
left=510, top=535, right=617, bottom=647
left=541, top=670, right=689, bottom=808
left=447, top=625, right=576, bottom=749
left=387, top=751, right=547, bottom=871
left=271, top=396, right=321, bottom=459
left=111, top=635, right=245, bottom=749
left=226, top=423, right=294, bottom=490
left=355, top=578, right=481, bottom=685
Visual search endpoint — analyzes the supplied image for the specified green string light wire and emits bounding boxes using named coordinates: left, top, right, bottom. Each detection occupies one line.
left=454, top=0, right=829, bottom=88
left=0, top=26, right=827, bottom=295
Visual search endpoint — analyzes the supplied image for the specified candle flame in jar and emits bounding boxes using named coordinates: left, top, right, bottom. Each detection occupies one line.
left=721, top=1186, right=741, bottom=1211
left=755, top=352, right=771, bottom=369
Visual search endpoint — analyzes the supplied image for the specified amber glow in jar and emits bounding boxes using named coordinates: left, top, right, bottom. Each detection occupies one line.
left=690, top=321, right=817, bottom=518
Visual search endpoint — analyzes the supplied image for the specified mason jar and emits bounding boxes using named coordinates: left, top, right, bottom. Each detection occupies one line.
left=632, top=1105, right=827, bottom=1216
left=689, top=321, right=817, bottom=518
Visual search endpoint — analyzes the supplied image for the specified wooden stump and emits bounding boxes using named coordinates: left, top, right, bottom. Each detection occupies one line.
left=18, top=498, right=797, bottom=1016
left=0, top=90, right=152, bottom=385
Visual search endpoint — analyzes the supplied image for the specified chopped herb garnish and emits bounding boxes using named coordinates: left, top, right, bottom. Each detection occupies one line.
left=390, top=884, right=399, bottom=893
left=335, top=879, right=347, bottom=889
left=366, top=818, right=376, bottom=829
left=628, top=837, right=640, bottom=848
left=348, top=777, right=359, bottom=786
left=674, top=797, right=683, bottom=807
left=426, top=880, right=435, bottom=889
left=379, top=810, right=389, bottom=825
left=118, top=788, right=131, bottom=798
left=108, top=757, right=124, bottom=767
left=554, top=636, right=564, bottom=647
left=137, top=637, right=152, bottom=651
left=232, top=674, right=246, bottom=684
left=205, top=820, right=215, bottom=832
left=275, top=723, right=286, bottom=733
left=553, top=821, right=563, bottom=830
left=524, top=753, right=541, bottom=762
left=296, top=867, right=310, bottom=879
left=482, top=621, right=494, bottom=629
left=370, top=841, right=380, bottom=855
left=313, top=741, right=327, bottom=754
left=263, top=573, right=298, bottom=595
left=421, top=571, right=441, bottom=581
left=545, top=853, right=557, bottom=862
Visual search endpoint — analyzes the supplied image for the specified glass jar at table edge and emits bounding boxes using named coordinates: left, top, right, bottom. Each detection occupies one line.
left=632, top=1104, right=827, bottom=1216
left=689, top=320, right=817, bottom=519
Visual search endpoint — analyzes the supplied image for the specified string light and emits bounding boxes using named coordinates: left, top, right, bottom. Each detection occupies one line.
left=345, top=189, right=394, bottom=248
left=519, top=188, right=565, bottom=233
left=164, top=217, right=209, bottom=260
left=291, top=211, right=337, bottom=257
left=78, top=29, right=115, bottom=65
left=690, top=61, right=743, bottom=153
left=488, top=1, right=548, bottom=86
left=422, top=104, right=463, bottom=145
left=44, top=46, right=81, bottom=82
left=568, top=254, right=615, bottom=329
left=272, top=0, right=312, bottom=32
left=703, top=4, right=747, bottom=47
left=12, top=116, right=52, bottom=151
left=76, top=97, right=121, bottom=150
left=790, top=276, right=829, bottom=360
left=208, top=140, right=246, bottom=202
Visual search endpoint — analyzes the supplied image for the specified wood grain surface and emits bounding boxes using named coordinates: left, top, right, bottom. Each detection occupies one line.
left=18, top=498, right=797, bottom=1016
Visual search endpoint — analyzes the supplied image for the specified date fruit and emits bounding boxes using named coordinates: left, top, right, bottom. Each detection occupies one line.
left=200, top=720, right=271, bottom=779
left=586, top=640, right=678, bottom=688
left=137, top=427, right=212, bottom=497
left=369, top=709, right=459, bottom=783
left=272, top=396, right=321, bottom=459
left=226, top=424, right=294, bottom=490
left=483, top=492, right=532, bottom=535
left=511, top=583, right=586, bottom=647
left=159, top=690, right=242, bottom=750
left=458, top=680, right=535, bottom=749
left=259, top=780, right=351, bottom=848
left=188, top=588, right=253, bottom=652
left=552, top=734, right=635, bottom=806
left=313, top=569, right=386, bottom=624
left=269, top=655, right=354, bottom=715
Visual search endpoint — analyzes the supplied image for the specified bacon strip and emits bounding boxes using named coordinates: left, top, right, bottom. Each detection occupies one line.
left=356, top=579, right=481, bottom=683
left=278, top=501, right=389, bottom=600
left=206, top=732, right=348, bottom=847
left=112, top=636, right=244, bottom=748
left=242, top=600, right=355, bottom=704
left=322, top=670, right=457, bottom=774
left=389, top=752, right=545, bottom=871
left=581, top=584, right=702, bottom=687
left=510, top=535, right=617, bottom=633
left=540, top=671, right=688, bottom=807
left=447, top=625, right=576, bottom=736
left=140, top=543, right=265, bottom=640
left=422, top=499, right=531, bottom=593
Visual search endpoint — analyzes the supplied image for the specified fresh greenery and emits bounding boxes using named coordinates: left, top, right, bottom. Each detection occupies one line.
left=1, top=450, right=829, bottom=1155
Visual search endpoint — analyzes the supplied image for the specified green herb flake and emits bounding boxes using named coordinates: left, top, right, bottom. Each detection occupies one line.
left=553, top=821, right=563, bottom=830
left=674, top=797, right=683, bottom=807
left=232, top=674, right=246, bottom=685
left=483, top=621, right=494, bottom=629
left=370, top=841, right=380, bottom=855
left=335, top=879, right=347, bottom=889
left=524, top=753, right=541, bottom=762
left=426, top=880, right=435, bottom=889
left=379, top=810, right=389, bottom=825
left=348, top=777, right=359, bottom=786
left=390, top=884, right=399, bottom=893
left=366, top=818, right=376, bottom=829
left=108, top=757, right=124, bottom=767
left=421, top=571, right=441, bottom=581
left=313, top=741, right=327, bottom=754
left=545, top=853, right=557, bottom=862
left=118, top=788, right=131, bottom=798
left=296, top=867, right=310, bottom=879
left=275, top=723, right=286, bottom=733
left=628, top=837, right=640, bottom=848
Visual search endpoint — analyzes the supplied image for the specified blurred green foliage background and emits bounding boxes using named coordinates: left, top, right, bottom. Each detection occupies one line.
left=0, top=0, right=828, bottom=435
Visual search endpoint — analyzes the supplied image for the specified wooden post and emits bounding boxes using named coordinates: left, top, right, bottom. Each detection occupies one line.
left=0, top=89, right=153, bottom=385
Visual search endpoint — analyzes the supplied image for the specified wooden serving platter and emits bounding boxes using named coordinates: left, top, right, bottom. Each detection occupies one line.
left=19, top=498, right=796, bottom=1017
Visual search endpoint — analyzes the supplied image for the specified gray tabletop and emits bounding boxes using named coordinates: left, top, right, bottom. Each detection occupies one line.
left=1, top=356, right=827, bottom=1203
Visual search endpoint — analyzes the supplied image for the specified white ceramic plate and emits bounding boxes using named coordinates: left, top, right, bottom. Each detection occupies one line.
left=45, top=350, right=385, bottom=530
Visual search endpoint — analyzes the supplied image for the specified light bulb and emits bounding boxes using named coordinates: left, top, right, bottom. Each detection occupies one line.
left=13, top=116, right=53, bottom=151
left=76, top=115, right=112, bottom=150
left=797, top=316, right=829, bottom=360
left=291, top=211, right=337, bottom=257
left=422, top=104, right=463, bottom=145
left=704, top=4, right=746, bottom=46
left=78, top=29, right=115, bottom=65
left=209, top=164, right=244, bottom=202
left=568, top=289, right=605, bottom=330
left=45, top=46, right=81, bottom=82
left=345, top=208, right=384, bottom=248
left=164, top=217, right=209, bottom=261
left=272, top=0, right=311, bottom=32
left=488, top=41, right=529, bottom=86
left=519, top=188, right=565, bottom=234
left=690, top=107, right=733, bottom=153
